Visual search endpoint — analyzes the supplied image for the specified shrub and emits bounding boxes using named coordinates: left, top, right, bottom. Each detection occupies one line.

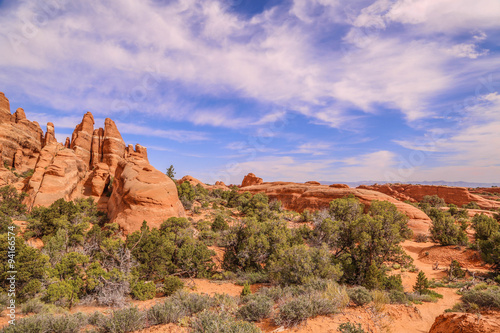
left=463, top=202, right=480, bottom=209
left=414, top=234, right=428, bottom=243
left=21, top=298, right=47, bottom=314
left=413, top=271, right=429, bottom=293
left=237, top=294, right=273, bottom=321
left=338, top=322, right=366, bottom=333
left=429, top=210, right=468, bottom=246
left=236, top=271, right=269, bottom=285
left=212, top=215, right=229, bottom=232
left=448, top=260, right=465, bottom=280
left=461, top=286, right=500, bottom=310
left=388, top=290, right=408, bottom=304
left=147, top=298, right=186, bottom=325
left=274, top=295, right=313, bottom=327
left=420, top=195, right=446, bottom=208
left=163, top=276, right=184, bottom=296
left=1, top=313, right=86, bottom=333
left=348, top=286, right=373, bottom=306
left=92, top=307, right=144, bottom=333
left=267, top=244, right=342, bottom=285
left=191, top=310, right=261, bottom=333
left=131, top=280, right=156, bottom=300
left=172, top=290, right=213, bottom=315
left=241, top=282, right=252, bottom=297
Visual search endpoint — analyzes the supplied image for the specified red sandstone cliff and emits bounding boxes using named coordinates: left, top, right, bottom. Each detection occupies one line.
left=0, top=92, right=185, bottom=233
left=358, top=184, right=500, bottom=210
left=239, top=174, right=432, bottom=235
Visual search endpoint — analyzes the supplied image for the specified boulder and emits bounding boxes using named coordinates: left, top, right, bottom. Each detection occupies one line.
left=330, top=184, right=350, bottom=188
left=429, top=312, right=500, bottom=333
left=241, top=173, right=263, bottom=187
left=108, top=157, right=186, bottom=234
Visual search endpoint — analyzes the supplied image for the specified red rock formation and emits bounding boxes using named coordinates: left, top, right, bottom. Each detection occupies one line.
left=0, top=92, right=11, bottom=122
left=0, top=92, right=186, bottom=234
left=0, top=99, right=44, bottom=171
left=358, top=184, right=500, bottom=210
left=108, top=157, right=185, bottom=234
left=330, top=184, right=350, bottom=188
left=70, top=112, right=94, bottom=165
left=102, top=118, right=126, bottom=174
left=91, top=128, right=104, bottom=167
left=240, top=182, right=432, bottom=234
left=179, top=175, right=229, bottom=190
left=429, top=312, right=500, bottom=333
left=305, top=181, right=321, bottom=185
left=44, top=122, right=57, bottom=146
left=241, top=173, right=263, bottom=187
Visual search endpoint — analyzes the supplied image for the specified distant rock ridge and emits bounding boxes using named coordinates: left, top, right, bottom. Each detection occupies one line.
left=239, top=173, right=432, bottom=235
left=0, top=92, right=185, bottom=234
left=358, top=184, right=500, bottom=210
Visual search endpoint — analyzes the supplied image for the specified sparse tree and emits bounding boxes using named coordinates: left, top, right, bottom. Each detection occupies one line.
left=166, top=165, right=176, bottom=180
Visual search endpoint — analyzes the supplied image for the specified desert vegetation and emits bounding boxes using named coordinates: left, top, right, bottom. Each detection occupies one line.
left=1, top=184, right=500, bottom=333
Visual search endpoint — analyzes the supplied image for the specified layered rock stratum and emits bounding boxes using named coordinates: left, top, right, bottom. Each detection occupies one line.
left=239, top=174, right=432, bottom=235
left=358, top=184, right=500, bottom=210
left=0, top=92, right=185, bottom=233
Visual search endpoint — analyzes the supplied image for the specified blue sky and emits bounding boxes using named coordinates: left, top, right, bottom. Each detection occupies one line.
left=1, top=0, right=499, bottom=184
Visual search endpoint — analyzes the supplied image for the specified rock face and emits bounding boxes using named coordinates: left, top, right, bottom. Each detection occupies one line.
left=0, top=92, right=185, bottom=234
left=179, top=175, right=230, bottom=190
left=108, top=158, right=186, bottom=234
left=240, top=181, right=432, bottom=234
left=241, top=173, right=263, bottom=187
left=429, top=312, right=500, bottom=333
left=358, top=184, right=500, bottom=210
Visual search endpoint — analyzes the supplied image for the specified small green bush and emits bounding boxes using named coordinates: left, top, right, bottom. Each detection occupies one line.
left=237, top=294, right=273, bottom=322
left=21, top=298, right=47, bottom=314
left=92, top=307, right=144, bottom=333
left=163, top=276, right=184, bottom=296
left=212, top=215, right=229, bottom=232
left=172, top=290, right=213, bottom=315
left=147, top=298, right=186, bottom=325
left=191, top=310, right=261, bottom=333
left=274, top=295, right=313, bottom=327
left=338, top=322, right=366, bottom=333
left=388, top=290, right=408, bottom=304
left=348, top=286, right=373, bottom=306
left=131, top=280, right=156, bottom=300
left=241, top=282, right=252, bottom=297
left=461, top=287, right=500, bottom=310
left=1, top=313, right=86, bottom=333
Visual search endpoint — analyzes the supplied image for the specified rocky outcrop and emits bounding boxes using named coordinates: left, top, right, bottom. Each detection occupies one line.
left=102, top=118, right=126, bottom=174
left=240, top=181, right=432, bottom=234
left=429, top=312, right=500, bottom=333
left=0, top=92, right=185, bottom=234
left=0, top=96, right=44, bottom=172
left=0, top=92, right=11, bottom=122
left=330, top=184, right=350, bottom=188
left=25, top=143, right=87, bottom=207
left=358, top=184, right=500, bottom=210
left=108, top=157, right=186, bottom=234
left=70, top=112, right=94, bottom=166
left=241, top=173, right=263, bottom=187
left=179, top=175, right=230, bottom=190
